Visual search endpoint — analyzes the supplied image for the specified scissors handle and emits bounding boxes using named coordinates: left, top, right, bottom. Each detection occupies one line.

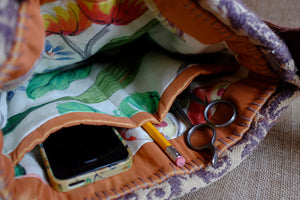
left=204, top=99, right=237, bottom=127
left=181, top=90, right=237, bottom=127
left=186, top=123, right=218, bottom=166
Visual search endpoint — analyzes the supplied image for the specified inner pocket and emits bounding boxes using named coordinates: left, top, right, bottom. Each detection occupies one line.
left=3, top=34, right=277, bottom=173
left=3, top=37, right=239, bottom=165
left=14, top=65, right=278, bottom=196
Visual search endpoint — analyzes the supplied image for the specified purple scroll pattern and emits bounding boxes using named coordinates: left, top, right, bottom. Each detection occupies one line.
left=0, top=0, right=19, bottom=66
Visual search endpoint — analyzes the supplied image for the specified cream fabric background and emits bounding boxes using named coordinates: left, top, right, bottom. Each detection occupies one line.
left=177, top=1, right=300, bottom=199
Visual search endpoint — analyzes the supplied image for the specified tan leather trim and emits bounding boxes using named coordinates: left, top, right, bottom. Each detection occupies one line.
left=151, top=0, right=225, bottom=44
left=148, top=0, right=278, bottom=78
left=10, top=112, right=155, bottom=165
left=0, top=0, right=44, bottom=88
left=212, top=78, right=277, bottom=153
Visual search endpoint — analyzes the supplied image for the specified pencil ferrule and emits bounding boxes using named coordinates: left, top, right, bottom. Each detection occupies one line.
left=165, top=146, right=182, bottom=161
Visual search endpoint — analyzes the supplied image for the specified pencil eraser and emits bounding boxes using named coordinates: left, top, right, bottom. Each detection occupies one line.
left=175, top=156, right=186, bottom=167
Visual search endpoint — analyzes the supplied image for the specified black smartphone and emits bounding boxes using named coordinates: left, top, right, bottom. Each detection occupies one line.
left=39, top=125, right=132, bottom=192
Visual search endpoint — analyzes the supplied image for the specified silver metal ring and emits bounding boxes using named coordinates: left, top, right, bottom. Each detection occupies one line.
left=186, top=123, right=216, bottom=151
left=204, top=99, right=237, bottom=127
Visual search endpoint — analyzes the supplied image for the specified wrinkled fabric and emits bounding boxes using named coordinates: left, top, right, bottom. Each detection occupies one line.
left=0, top=0, right=299, bottom=200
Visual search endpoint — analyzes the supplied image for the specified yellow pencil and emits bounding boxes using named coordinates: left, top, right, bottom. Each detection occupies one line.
left=142, top=122, right=186, bottom=167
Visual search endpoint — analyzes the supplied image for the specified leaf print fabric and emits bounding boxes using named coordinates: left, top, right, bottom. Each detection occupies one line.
left=56, top=91, right=159, bottom=118
left=2, top=49, right=187, bottom=155
left=58, top=54, right=143, bottom=104
left=14, top=164, right=26, bottom=177
left=118, top=91, right=160, bottom=117
left=26, top=65, right=91, bottom=100
left=3, top=53, right=142, bottom=136
left=56, top=102, right=107, bottom=115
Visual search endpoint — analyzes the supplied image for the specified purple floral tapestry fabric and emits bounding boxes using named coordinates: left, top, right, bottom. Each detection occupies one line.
left=0, top=0, right=19, bottom=65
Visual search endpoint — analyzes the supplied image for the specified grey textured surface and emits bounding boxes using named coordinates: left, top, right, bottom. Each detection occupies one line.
left=242, top=0, right=300, bottom=28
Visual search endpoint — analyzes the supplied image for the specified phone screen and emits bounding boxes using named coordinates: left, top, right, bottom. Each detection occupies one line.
left=42, top=125, right=129, bottom=180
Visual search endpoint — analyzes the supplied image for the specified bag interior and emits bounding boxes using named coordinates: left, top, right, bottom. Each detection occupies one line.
left=0, top=0, right=290, bottom=199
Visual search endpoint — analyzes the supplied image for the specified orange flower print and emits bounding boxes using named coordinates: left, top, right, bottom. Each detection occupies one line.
left=41, top=0, right=148, bottom=59
left=77, top=0, right=148, bottom=56
left=43, top=1, right=91, bottom=36
left=76, top=0, right=147, bottom=25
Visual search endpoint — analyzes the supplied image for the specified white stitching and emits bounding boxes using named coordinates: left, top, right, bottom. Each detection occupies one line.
left=192, top=160, right=201, bottom=168
left=197, top=157, right=207, bottom=166
left=131, top=181, right=140, bottom=190
left=247, top=107, right=258, bottom=114
left=227, top=136, right=237, bottom=142
left=103, top=191, right=110, bottom=200
left=125, top=184, right=135, bottom=193
left=255, top=97, right=268, bottom=101
left=184, top=165, right=193, bottom=173
left=18, top=13, right=31, bottom=19
left=241, top=116, right=253, bottom=122
left=186, top=163, right=197, bottom=171
left=17, top=23, right=28, bottom=30
left=121, top=188, right=128, bottom=195
left=239, top=123, right=251, bottom=127
left=219, top=138, right=230, bottom=148
left=250, top=102, right=263, bottom=107
left=147, top=177, right=157, bottom=186
left=138, top=178, right=148, bottom=188
left=169, top=163, right=177, bottom=175
left=111, top=189, right=120, bottom=198
left=154, top=173, right=165, bottom=181
left=159, top=169, right=168, bottom=178
left=260, top=91, right=273, bottom=95
left=216, top=147, right=223, bottom=154
left=232, top=131, right=243, bottom=137
left=4, top=64, right=19, bottom=71
left=15, top=36, right=26, bottom=42
left=95, top=192, right=103, bottom=200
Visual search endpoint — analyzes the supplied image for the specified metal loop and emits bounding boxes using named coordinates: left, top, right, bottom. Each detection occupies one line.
left=204, top=99, right=237, bottom=127
left=186, top=123, right=216, bottom=151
